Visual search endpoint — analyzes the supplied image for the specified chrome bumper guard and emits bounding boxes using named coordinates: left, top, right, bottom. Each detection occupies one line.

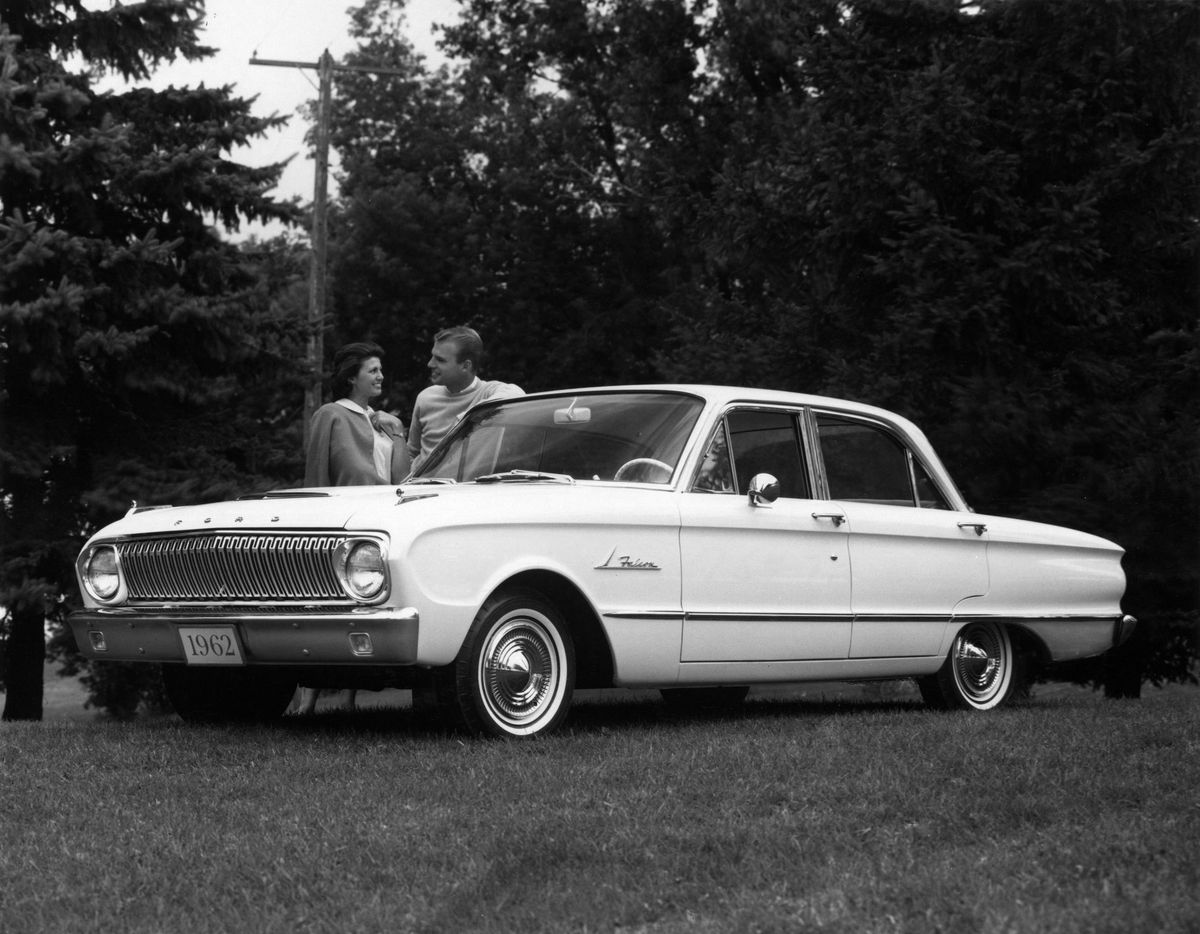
left=1114, top=614, right=1138, bottom=648
left=67, top=606, right=420, bottom=665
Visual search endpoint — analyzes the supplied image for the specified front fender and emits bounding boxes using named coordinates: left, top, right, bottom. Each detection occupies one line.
left=398, top=519, right=683, bottom=666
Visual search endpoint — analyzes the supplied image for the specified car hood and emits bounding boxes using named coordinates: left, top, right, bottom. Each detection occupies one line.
left=92, top=486, right=407, bottom=538
left=86, top=481, right=679, bottom=541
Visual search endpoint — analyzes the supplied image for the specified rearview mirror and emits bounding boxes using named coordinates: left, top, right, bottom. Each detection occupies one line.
left=553, top=400, right=591, bottom=424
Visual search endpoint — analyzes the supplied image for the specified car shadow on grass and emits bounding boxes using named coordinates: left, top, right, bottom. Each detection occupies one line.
left=566, top=690, right=930, bottom=735
left=274, top=684, right=934, bottom=739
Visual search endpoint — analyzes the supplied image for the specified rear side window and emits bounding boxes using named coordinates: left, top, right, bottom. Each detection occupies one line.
left=817, top=415, right=948, bottom=508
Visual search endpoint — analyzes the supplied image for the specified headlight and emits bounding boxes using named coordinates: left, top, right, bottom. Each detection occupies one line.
left=84, top=545, right=122, bottom=602
left=338, top=539, right=387, bottom=601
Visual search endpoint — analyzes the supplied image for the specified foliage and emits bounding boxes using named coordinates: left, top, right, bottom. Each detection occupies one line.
left=325, top=0, right=692, bottom=413
left=329, top=0, right=1198, bottom=688
left=4, top=687, right=1200, bottom=932
left=0, top=2, right=306, bottom=717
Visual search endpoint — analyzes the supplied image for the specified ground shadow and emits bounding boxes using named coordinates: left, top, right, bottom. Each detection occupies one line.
left=274, top=683, right=941, bottom=740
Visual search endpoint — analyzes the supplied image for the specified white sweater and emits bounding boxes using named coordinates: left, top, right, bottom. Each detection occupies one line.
left=407, top=377, right=523, bottom=471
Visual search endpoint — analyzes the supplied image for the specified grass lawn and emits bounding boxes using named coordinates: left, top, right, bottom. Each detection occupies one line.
left=3, top=678, right=1198, bottom=933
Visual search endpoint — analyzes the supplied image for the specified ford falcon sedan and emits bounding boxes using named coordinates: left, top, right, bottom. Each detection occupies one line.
left=68, top=386, right=1136, bottom=736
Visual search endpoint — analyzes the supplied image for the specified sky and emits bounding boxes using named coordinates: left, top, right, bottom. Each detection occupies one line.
left=105, top=0, right=456, bottom=239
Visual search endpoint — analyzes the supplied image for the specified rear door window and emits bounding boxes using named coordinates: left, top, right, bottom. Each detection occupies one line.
left=816, top=415, right=948, bottom=509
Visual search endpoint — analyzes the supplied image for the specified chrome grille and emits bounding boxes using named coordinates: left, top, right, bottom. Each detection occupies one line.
left=119, top=533, right=350, bottom=602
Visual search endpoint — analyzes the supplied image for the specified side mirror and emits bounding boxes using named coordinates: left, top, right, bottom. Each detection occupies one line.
left=748, top=473, right=780, bottom=507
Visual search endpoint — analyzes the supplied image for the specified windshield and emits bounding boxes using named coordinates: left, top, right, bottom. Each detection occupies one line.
left=415, top=391, right=705, bottom=484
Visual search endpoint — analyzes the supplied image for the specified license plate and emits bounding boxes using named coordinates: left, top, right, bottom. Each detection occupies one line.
left=179, top=627, right=245, bottom=665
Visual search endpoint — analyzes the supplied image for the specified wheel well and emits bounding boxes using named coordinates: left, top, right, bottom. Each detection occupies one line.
left=499, top=570, right=615, bottom=689
left=949, top=621, right=1050, bottom=671
left=1006, top=623, right=1051, bottom=673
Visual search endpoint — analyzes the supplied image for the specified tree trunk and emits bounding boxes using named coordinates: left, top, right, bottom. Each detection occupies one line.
left=2, top=599, right=45, bottom=721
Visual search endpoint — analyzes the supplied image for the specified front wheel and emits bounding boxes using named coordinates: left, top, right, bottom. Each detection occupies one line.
left=929, top=621, right=1024, bottom=711
left=443, top=588, right=576, bottom=737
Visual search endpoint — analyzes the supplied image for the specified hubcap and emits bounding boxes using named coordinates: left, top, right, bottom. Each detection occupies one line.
left=480, top=616, right=560, bottom=728
left=952, top=623, right=1009, bottom=706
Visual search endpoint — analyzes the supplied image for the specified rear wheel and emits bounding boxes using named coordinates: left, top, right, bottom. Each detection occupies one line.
left=931, top=621, right=1023, bottom=710
left=162, top=665, right=296, bottom=723
left=439, top=588, right=576, bottom=737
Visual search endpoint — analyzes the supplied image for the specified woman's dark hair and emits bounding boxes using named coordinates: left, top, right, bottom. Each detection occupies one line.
left=330, top=342, right=385, bottom=399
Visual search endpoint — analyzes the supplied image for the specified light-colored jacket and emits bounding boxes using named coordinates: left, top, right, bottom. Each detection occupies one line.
left=305, top=402, right=412, bottom=486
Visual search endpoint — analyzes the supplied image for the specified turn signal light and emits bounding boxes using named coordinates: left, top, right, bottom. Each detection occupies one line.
left=348, top=632, right=374, bottom=656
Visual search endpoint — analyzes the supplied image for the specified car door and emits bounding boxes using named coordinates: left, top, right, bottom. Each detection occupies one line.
left=678, top=407, right=853, bottom=662
left=813, top=412, right=989, bottom=658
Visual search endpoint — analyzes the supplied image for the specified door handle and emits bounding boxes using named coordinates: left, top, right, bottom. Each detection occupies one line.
left=812, top=512, right=846, bottom=527
left=957, top=522, right=987, bottom=536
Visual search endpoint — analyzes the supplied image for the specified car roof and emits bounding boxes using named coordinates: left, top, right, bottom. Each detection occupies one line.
left=512, top=384, right=923, bottom=435
left=504, top=384, right=965, bottom=507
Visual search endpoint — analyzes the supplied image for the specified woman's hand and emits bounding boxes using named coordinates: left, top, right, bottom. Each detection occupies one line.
left=371, top=410, right=406, bottom=439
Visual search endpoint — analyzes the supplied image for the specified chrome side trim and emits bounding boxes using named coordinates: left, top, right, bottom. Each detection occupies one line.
left=603, top=611, right=686, bottom=621
left=602, top=610, right=1124, bottom=625
left=953, top=614, right=1123, bottom=625
left=686, top=612, right=855, bottom=623
left=603, top=612, right=865, bottom=623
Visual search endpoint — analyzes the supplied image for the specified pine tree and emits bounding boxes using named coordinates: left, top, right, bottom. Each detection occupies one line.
left=0, top=1, right=302, bottom=719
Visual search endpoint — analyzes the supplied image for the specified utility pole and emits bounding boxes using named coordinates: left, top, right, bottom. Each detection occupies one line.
left=249, top=50, right=407, bottom=450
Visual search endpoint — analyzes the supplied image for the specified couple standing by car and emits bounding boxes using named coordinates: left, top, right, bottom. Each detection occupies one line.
left=304, top=326, right=524, bottom=488
left=295, top=326, right=523, bottom=714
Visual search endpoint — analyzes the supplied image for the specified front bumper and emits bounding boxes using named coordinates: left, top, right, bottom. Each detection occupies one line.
left=67, top=606, right=420, bottom=665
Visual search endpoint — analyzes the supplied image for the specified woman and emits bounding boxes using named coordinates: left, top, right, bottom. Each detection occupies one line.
left=304, top=341, right=412, bottom=487
left=297, top=342, right=410, bottom=715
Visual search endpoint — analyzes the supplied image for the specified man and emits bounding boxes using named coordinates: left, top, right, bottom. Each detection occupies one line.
left=407, top=326, right=524, bottom=472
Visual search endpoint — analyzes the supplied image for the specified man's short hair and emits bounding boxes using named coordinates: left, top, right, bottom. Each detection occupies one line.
left=434, top=326, right=484, bottom=371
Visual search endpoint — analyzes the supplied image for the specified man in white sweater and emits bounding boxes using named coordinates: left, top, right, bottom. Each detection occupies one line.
left=407, top=326, right=524, bottom=472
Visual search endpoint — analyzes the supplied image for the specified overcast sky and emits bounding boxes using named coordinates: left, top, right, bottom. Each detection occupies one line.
left=106, top=0, right=455, bottom=239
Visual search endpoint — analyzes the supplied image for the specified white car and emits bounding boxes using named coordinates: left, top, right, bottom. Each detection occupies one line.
left=69, top=386, right=1136, bottom=736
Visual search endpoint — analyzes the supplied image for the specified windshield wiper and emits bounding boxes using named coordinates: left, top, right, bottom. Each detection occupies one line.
left=402, top=477, right=457, bottom=486
left=474, top=470, right=575, bottom=485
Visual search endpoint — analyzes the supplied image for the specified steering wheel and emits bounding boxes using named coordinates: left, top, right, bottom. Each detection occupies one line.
left=613, top=458, right=672, bottom=483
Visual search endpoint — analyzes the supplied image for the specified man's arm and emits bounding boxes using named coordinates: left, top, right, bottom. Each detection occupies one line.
left=480, top=380, right=524, bottom=401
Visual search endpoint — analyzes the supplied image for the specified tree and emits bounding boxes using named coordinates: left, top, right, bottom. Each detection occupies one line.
left=0, top=1, right=304, bottom=719
left=326, top=0, right=699, bottom=408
